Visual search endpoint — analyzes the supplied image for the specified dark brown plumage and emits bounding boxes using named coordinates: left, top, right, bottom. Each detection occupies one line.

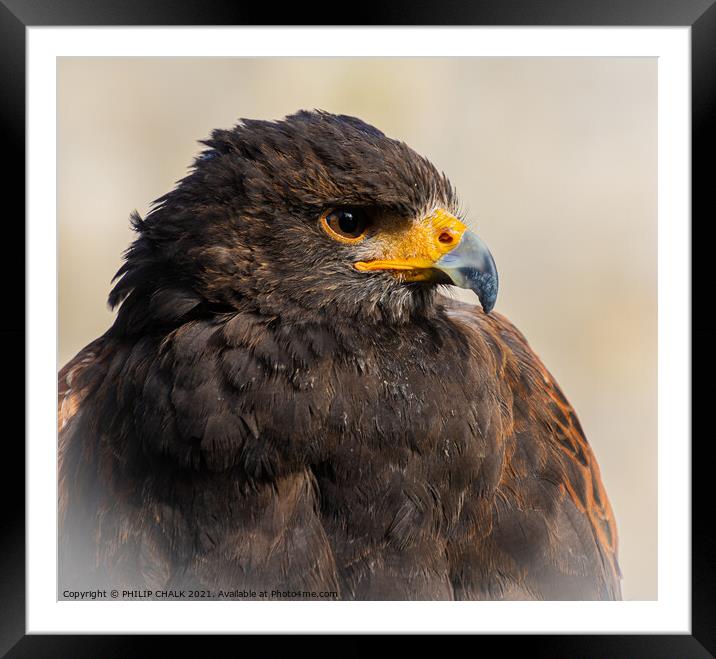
left=58, top=110, right=620, bottom=600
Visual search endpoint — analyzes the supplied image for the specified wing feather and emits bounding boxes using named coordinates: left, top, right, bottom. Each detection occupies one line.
left=442, top=296, right=621, bottom=600
left=58, top=338, right=107, bottom=432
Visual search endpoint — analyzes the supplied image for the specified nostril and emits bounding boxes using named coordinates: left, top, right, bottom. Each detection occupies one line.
left=438, top=232, right=454, bottom=244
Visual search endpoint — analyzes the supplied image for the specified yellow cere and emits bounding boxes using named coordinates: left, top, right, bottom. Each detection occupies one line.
left=354, top=208, right=467, bottom=280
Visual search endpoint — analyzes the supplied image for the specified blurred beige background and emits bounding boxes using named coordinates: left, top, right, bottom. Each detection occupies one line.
left=58, top=57, right=656, bottom=600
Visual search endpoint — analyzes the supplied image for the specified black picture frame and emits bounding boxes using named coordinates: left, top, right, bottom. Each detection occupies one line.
left=3, top=0, right=713, bottom=655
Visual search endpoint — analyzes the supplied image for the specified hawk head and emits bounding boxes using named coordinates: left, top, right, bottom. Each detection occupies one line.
left=109, top=110, right=498, bottom=332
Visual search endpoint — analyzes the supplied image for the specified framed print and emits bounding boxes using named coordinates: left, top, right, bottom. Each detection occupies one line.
left=5, top=0, right=713, bottom=654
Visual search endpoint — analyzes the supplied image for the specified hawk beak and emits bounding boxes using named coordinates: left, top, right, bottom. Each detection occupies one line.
left=434, top=230, right=499, bottom=313
left=354, top=208, right=499, bottom=313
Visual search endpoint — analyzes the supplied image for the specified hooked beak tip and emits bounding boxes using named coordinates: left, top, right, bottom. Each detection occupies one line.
left=473, top=272, right=498, bottom=313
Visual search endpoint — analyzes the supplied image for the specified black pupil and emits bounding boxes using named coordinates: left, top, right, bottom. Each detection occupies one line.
left=336, top=211, right=360, bottom=235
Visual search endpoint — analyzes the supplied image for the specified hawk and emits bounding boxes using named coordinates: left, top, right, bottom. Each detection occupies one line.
left=59, top=110, right=621, bottom=600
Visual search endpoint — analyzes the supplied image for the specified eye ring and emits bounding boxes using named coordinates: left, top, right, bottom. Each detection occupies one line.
left=320, top=208, right=369, bottom=244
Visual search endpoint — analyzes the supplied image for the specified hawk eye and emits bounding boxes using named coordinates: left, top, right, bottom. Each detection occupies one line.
left=320, top=208, right=369, bottom=243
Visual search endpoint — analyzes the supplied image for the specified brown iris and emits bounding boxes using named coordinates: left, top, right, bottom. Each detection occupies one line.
left=320, top=208, right=369, bottom=244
